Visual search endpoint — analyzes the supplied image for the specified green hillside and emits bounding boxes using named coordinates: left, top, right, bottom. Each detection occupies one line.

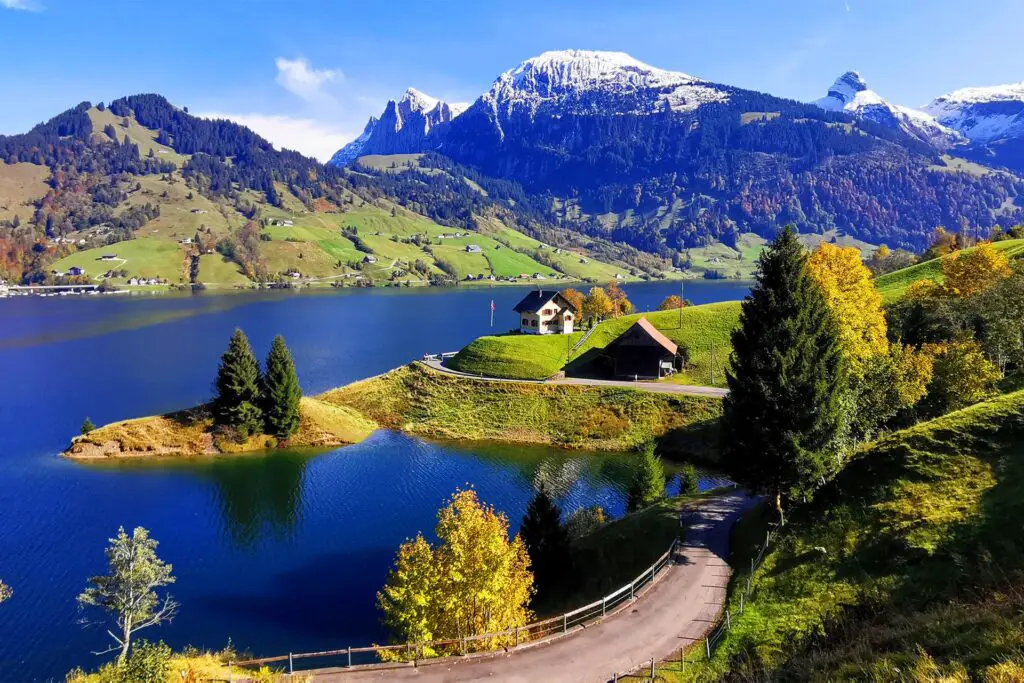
left=874, top=239, right=1024, bottom=302
left=448, top=302, right=740, bottom=383
left=677, top=389, right=1024, bottom=681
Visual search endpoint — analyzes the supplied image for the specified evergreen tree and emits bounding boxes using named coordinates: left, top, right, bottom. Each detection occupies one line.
left=213, top=329, right=263, bottom=437
left=722, top=226, right=850, bottom=525
left=627, top=442, right=665, bottom=512
left=260, top=335, right=302, bottom=439
left=678, top=464, right=700, bottom=496
left=520, top=483, right=572, bottom=597
left=81, top=417, right=96, bottom=435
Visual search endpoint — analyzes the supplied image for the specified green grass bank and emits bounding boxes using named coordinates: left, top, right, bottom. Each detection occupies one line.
left=448, top=301, right=742, bottom=384
left=319, top=362, right=723, bottom=458
left=667, top=388, right=1024, bottom=681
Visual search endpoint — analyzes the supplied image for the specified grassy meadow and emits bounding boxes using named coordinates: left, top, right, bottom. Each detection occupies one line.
left=874, top=238, right=1024, bottom=302
left=662, top=389, right=1024, bottom=681
left=319, top=362, right=723, bottom=456
left=448, top=302, right=741, bottom=384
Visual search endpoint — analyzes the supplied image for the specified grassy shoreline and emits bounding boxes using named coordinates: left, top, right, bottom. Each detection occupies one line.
left=64, top=396, right=376, bottom=459
left=64, top=363, right=724, bottom=461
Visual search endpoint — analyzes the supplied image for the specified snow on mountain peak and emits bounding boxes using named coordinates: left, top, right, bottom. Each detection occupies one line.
left=814, top=71, right=959, bottom=147
left=924, top=81, right=1024, bottom=142
left=484, top=49, right=728, bottom=118
left=402, top=87, right=439, bottom=112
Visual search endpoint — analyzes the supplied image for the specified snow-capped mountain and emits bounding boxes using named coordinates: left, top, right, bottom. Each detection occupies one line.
left=329, top=88, right=467, bottom=166
left=482, top=50, right=729, bottom=120
left=924, top=82, right=1024, bottom=142
left=814, top=71, right=960, bottom=147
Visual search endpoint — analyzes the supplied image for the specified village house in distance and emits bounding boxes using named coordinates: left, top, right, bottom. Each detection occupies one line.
left=514, top=290, right=575, bottom=335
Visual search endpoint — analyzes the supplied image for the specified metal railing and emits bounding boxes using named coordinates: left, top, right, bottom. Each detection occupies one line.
left=232, top=538, right=681, bottom=676
left=612, top=526, right=776, bottom=681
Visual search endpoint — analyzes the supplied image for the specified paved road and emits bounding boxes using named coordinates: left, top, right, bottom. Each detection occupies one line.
left=309, top=493, right=754, bottom=683
left=421, top=360, right=728, bottom=398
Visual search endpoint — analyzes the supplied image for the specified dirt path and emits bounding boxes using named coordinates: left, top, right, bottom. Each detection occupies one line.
left=308, top=493, right=754, bottom=683
left=421, top=359, right=728, bottom=398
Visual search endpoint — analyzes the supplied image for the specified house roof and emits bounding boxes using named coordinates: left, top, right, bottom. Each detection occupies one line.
left=513, top=290, right=569, bottom=313
left=608, top=317, right=678, bottom=355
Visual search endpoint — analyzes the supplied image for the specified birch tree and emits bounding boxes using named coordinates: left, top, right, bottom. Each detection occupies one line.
left=78, top=527, right=177, bottom=663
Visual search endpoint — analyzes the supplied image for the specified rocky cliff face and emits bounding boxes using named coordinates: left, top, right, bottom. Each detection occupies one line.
left=329, top=88, right=467, bottom=166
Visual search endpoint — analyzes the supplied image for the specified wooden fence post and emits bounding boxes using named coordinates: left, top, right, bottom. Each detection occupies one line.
left=706, top=638, right=711, bottom=659
left=650, top=657, right=656, bottom=677
left=347, top=646, right=352, bottom=668
left=288, top=652, right=293, bottom=674
left=726, top=609, right=731, bottom=629
left=602, top=596, right=607, bottom=616
left=563, top=613, right=568, bottom=633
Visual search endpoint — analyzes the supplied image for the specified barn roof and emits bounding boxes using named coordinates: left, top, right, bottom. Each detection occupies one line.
left=608, top=317, right=678, bottom=355
left=513, top=290, right=569, bottom=313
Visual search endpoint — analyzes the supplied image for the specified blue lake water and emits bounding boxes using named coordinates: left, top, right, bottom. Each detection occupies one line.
left=0, top=280, right=749, bottom=680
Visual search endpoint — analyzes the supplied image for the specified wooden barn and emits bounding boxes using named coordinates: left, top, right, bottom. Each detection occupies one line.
left=604, top=318, right=680, bottom=379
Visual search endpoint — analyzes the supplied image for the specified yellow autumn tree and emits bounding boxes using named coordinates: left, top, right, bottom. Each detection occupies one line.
left=941, top=243, right=1012, bottom=297
left=377, top=490, right=534, bottom=659
left=582, top=286, right=613, bottom=324
left=807, top=243, right=888, bottom=375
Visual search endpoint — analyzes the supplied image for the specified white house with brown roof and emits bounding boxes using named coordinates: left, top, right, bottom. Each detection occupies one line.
left=513, top=290, right=575, bottom=335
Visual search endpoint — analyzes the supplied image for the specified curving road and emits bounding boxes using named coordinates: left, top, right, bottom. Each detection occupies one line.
left=420, top=359, right=728, bottom=398
left=308, top=492, right=754, bottom=683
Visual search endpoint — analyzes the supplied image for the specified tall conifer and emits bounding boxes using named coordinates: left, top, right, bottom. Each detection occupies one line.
left=520, top=483, right=572, bottom=597
left=723, top=227, right=850, bottom=525
left=261, top=335, right=302, bottom=438
left=213, top=328, right=263, bottom=437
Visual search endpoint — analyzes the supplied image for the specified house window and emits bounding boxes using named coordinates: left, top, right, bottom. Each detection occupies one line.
left=522, top=318, right=529, bottom=327
left=532, top=320, right=538, bottom=327
left=565, top=314, right=572, bottom=320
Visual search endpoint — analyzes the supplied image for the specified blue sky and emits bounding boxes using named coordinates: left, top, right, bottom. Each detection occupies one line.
left=1, top=0, right=1022, bottom=160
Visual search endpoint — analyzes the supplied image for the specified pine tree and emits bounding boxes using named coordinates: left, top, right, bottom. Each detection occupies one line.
left=723, top=226, right=850, bottom=525
left=213, top=329, right=263, bottom=438
left=627, top=442, right=665, bottom=512
left=678, top=464, right=700, bottom=496
left=81, top=417, right=96, bottom=435
left=261, top=335, right=302, bottom=439
left=520, top=484, right=572, bottom=597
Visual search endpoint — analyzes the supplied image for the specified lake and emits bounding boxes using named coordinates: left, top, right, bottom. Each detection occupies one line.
left=0, top=280, right=748, bottom=680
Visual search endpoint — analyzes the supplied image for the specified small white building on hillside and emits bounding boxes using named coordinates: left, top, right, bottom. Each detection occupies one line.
left=513, top=290, right=575, bottom=335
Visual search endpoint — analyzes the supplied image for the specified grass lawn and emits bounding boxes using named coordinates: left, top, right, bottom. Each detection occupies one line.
left=0, top=161, right=49, bottom=223
left=665, top=388, right=1024, bottom=681
left=449, top=302, right=741, bottom=385
left=356, top=153, right=425, bottom=172
left=87, top=106, right=187, bottom=166
left=51, top=237, right=186, bottom=284
left=260, top=240, right=345, bottom=278
left=320, top=363, right=723, bottom=455
left=197, top=254, right=248, bottom=286
left=432, top=243, right=491, bottom=279
left=874, top=238, right=1024, bottom=303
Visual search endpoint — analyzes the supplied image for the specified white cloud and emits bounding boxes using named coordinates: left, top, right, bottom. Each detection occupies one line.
left=275, top=57, right=342, bottom=102
left=198, top=111, right=354, bottom=162
left=1, top=0, right=42, bottom=10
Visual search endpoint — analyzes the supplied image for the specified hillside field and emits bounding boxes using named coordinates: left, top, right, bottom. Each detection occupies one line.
left=670, top=388, right=1024, bottom=680
left=448, top=302, right=741, bottom=384
left=874, top=238, right=1024, bottom=302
